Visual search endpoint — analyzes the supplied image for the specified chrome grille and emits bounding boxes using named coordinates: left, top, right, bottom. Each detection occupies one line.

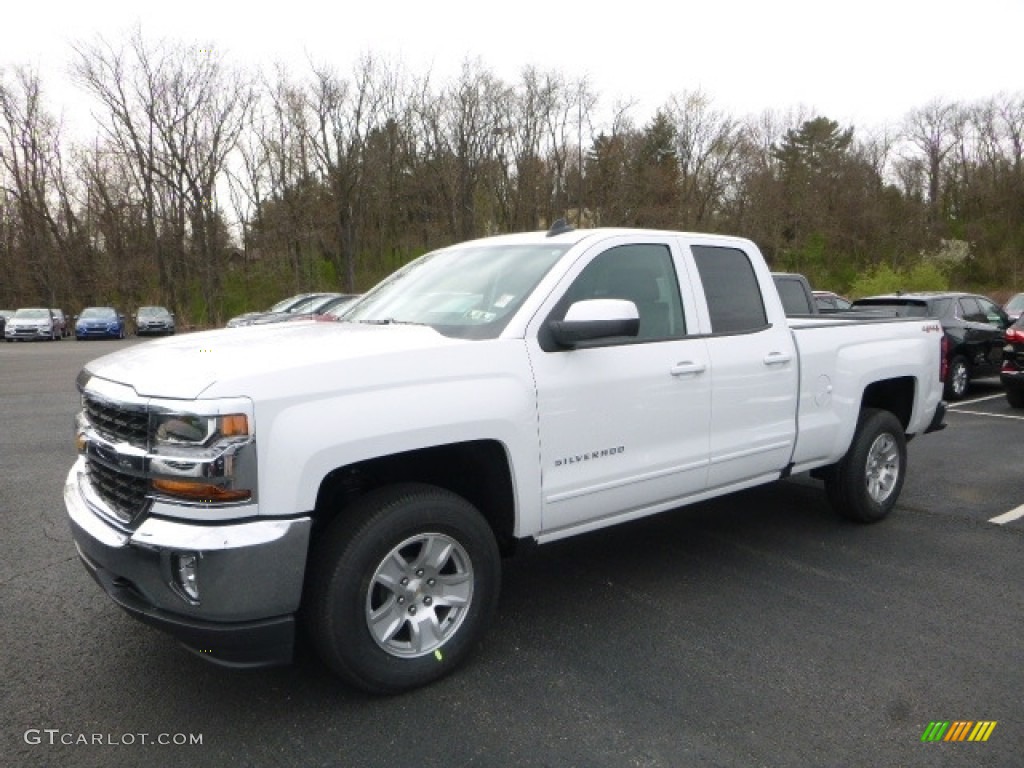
left=83, top=394, right=149, bottom=447
left=85, top=460, right=150, bottom=525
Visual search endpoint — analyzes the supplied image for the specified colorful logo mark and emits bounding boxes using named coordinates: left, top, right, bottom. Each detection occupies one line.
left=921, top=721, right=997, bottom=742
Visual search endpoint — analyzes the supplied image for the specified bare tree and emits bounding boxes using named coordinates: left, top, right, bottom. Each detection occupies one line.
left=663, top=89, right=744, bottom=228
left=72, top=28, right=252, bottom=321
left=0, top=66, right=78, bottom=306
left=903, top=99, right=961, bottom=229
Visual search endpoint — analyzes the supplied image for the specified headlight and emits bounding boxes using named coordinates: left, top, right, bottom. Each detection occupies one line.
left=153, top=413, right=249, bottom=446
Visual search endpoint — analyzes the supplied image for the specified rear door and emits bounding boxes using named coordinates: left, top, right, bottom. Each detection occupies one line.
left=687, top=244, right=799, bottom=490
left=957, top=296, right=1006, bottom=375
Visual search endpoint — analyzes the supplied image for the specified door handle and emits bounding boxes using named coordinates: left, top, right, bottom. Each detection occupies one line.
left=763, top=352, right=792, bottom=366
left=670, top=361, right=707, bottom=376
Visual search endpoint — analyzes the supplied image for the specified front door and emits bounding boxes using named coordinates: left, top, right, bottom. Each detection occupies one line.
left=526, top=237, right=712, bottom=536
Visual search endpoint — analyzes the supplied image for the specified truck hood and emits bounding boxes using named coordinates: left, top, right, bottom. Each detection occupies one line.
left=82, top=322, right=463, bottom=399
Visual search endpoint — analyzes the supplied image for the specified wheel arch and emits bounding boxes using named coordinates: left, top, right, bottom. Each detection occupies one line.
left=860, top=376, right=915, bottom=430
left=311, top=439, right=518, bottom=556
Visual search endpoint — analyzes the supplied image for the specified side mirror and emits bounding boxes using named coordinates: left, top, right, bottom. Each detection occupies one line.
left=549, top=299, right=640, bottom=348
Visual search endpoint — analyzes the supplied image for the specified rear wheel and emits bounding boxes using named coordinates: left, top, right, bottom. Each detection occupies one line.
left=944, top=356, right=969, bottom=400
left=306, top=483, right=501, bottom=694
left=825, top=408, right=906, bottom=523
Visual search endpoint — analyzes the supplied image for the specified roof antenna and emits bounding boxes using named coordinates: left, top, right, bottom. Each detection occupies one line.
left=546, top=218, right=574, bottom=237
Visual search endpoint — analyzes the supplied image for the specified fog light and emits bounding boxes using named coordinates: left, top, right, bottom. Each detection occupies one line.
left=173, top=553, right=200, bottom=603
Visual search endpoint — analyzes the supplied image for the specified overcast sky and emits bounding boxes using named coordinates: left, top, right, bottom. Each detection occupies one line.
left=3, top=0, right=1023, bottom=138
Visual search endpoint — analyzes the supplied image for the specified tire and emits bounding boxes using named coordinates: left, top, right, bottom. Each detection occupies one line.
left=1007, top=385, right=1024, bottom=409
left=825, top=408, right=907, bottom=524
left=944, top=355, right=970, bottom=400
left=306, top=483, right=501, bottom=694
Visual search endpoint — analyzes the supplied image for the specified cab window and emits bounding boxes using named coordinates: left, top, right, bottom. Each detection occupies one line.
left=554, top=244, right=686, bottom=342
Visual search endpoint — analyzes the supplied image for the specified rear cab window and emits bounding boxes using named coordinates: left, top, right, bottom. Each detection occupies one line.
left=691, top=245, right=768, bottom=334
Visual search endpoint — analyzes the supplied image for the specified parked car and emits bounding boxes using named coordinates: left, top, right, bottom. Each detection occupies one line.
left=134, top=306, right=176, bottom=336
left=1001, top=315, right=1024, bottom=408
left=813, top=290, right=852, bottom=312
left=317, top=295, right=364, bottom=322
left=851, top=291, right=1009, bottom=400
left=0, top=309, right=14, bottom=337
left=226, top=292, right=338, bottom=328
left=66, top=224, right=947, bottom=693
left=51, top=308, right=69, bottom=337
left=250, top=293, right=360, bottom=325
left=4, top=307, right=59, bottom=341
left=75, top=307, right=126, bottom=340
left=1003, top=292, right=1024, bottom=323
left=289, top=293, right=360, bottom=321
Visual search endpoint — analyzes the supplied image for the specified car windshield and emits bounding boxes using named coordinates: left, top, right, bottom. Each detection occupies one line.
left=324, top=297, right=360, bottom=318
left=138, top=306, right=168, bottom=317
left=268, top=294, right=311, bottom=312
left=344, top=243, right=570, bottom=339
left=81, top=307, right=115, bottom=319
left=15, top=308, right=49, bottom=319
left=287, top=295, right=337, bottom=314
left=1006, top=293, right=1024, bottom=312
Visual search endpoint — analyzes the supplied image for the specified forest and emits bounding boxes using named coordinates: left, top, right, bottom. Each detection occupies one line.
left=1, top=30, right=1023, bottom=325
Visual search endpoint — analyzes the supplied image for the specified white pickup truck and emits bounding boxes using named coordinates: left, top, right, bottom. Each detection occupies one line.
left=66, top=224, right=947, bottom=693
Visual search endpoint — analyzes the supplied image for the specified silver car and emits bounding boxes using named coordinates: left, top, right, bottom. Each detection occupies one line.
left=134, top=306, right=176, bottom=336
left=4, top=308, right=59, bottom=342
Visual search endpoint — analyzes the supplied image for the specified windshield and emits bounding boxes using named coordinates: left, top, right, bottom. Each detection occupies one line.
left=325, top=297, right=360, bottom=318
left=138, top=306, right=168, bottom=317
left=1006, top=293, right=1024, bottom=312
left=344, top=243, right=570, bottom=339
left=81, top=307, right=116, bottom=320
left=14, top=308, right=50, bottom=319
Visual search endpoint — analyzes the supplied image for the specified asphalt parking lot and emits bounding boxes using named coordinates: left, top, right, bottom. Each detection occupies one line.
left=1, top=338, right=1022, bottom=768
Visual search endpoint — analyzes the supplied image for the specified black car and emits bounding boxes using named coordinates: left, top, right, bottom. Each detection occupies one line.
left=851, top=291, right=1009, bottom=400
left=1001, top=315, right=1024, bottom=408
left=134, top=305, right=175, bottom=336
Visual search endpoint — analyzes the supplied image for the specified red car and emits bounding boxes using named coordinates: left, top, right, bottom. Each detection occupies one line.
left=1001, top=315, right=1024, bottom=408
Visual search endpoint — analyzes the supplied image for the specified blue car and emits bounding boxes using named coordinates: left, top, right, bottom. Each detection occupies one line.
left=75, top=306, right=126, bottom=340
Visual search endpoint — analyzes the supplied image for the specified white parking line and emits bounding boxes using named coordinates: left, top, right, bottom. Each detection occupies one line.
left=946, top=410, right=1024, bottom=422
left=989, top=505, right=1024, bottom=525
left=948, top=393, right=1006, bottom=408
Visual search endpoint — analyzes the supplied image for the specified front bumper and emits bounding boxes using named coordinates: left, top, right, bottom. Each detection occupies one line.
left=5, top=325, right=51, bottom=340
left=65, top=460, right=312, bottom=668
left=76, top=325, right=120, bottom=338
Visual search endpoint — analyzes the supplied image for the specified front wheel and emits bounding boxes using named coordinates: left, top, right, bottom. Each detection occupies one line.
left=306, top=483, right=501, bottom=694
left=825, top=408, right=907, bottom=523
